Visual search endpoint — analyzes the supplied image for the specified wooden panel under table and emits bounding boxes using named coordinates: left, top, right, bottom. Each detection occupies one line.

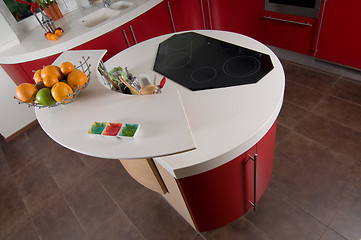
left=119, top=158, right=167, bottom=194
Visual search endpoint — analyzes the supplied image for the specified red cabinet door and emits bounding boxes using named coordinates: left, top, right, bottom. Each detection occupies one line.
left=126, top=1, right=175, bottom=44
left=72, top=26, right=129, bottom=62
left=177, top=146, right=256, bottom=232
left=179, top=0, right=206, bottom=30
left=1, top=63, right=32, bottom=85
left=231, top=0, right=264, bottom=41
left=19, top=54, right=60, bottom=83
left=314, top=0, right=361, bottom=69
left=206, top=0, right=232, bottom=31
left=179, top=0, right=231, bottom=31
left=176, top=121, right=277, bottom=232
left=165, top=0, right=186, bottom=32
left=263, top=11, right=317, bottom=55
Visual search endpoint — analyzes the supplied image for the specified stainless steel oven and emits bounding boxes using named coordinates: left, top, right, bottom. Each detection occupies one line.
left=264, top=0, right=322, bottom=18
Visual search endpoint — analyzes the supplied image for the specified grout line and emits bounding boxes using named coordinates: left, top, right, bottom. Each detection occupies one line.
left=309, top=74, right=341, bottom=113
left=95, top=177, right=147, bottom=240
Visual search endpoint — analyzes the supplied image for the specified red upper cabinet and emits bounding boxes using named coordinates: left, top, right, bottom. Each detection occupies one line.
left=230, top=0, right=264, bottom=41
left=314, top=0, right=361, bottom=70
left=179, top=0, right=231, bottom=31
left=263, top=11, right=317, bottom=55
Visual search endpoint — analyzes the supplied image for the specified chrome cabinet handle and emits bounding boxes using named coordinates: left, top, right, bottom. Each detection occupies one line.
left=313, top=0, right=327, bottom=56
left=167, top=1, right=176, bottom=32
left=129, top=25, right=137, bottom=44
left=122, top=29, right=130, bottom=47
left=200, top=0, right=206, bottom=29
left=206, top=0, right=213, bottom=30
left=264, top=16, right=313, bottom=26
left=246, top=153, right=257, bottom=211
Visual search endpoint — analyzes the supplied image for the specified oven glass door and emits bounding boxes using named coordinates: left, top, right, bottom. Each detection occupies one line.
left=269, top=0, right=316, bottom=8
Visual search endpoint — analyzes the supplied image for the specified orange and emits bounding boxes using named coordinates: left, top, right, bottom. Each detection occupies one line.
left=67, top=69, right=88, bottom=90
left=41, top=65, right=63, bottom=80
left=16, top=83, right=38, bottom=103
left=51, top=82, right=73, bottom=103
left=33, top=69, right=43, bottom=83
left=49, top=33, right=58, bottom=41
left=43, top=74, right=59, bottom=88
left=60, top=62, right=74, bottom=75
left=45, top=32, right=52, bottom=40
left=54, top=29, right=62, bottom=37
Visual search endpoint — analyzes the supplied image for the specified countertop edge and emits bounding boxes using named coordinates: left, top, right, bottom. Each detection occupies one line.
left=0, top=0, right=162, bottom=64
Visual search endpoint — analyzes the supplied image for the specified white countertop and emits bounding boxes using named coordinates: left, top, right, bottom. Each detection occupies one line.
left=36, top=30, right=285, bottom=179
left=0, top=0, right=161, bottom=64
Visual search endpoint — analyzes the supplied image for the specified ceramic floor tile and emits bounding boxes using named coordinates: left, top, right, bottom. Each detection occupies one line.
left=12, top=159, right=62, bottom=213
left=313, top=95, right=361, bottom=132
left=29, top=193, right=87, bottom=240
left=88, top=211, right=145, bottom=240
left=245, top=188, right=326, bottom=240
left=79, top=154, right=144, bottom=208
left=329, top=77, right=361, bottom=106
left=192, top=234, right=206, bottom=240
left=201, top=217, right=271, bottom=240
left=4, top=133, right=38, bottom=173
left=277, top=101, right=309, bottom=129
left=121, top=188, right=198, bottom=240
left=0, top=212, right=39, bottom=240
left=274, top=124, right=292, bottom=147
left=270, top=131, right=361, bottom=224
left=294, top=113, right=361, bottom=161
left=283, top=81, right=324, bottom=111
left=330, top=181, right=361, bottom=240
left=320, top=228, right=347, bottom=240
left=62, top=171, right=141, bottom=239
left=283, top=61, right=339, bottom=92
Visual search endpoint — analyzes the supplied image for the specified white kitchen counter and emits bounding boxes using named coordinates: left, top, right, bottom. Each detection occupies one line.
left=0, top=0, right=161, bottom=64
left=35, top=30, right=284, bottom=179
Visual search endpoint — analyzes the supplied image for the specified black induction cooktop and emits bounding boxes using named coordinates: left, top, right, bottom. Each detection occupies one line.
left=153, top=32, right=274, bottom=91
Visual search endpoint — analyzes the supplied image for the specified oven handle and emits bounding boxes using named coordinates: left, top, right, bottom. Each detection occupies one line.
left=264, top=16, right=313, bottom=26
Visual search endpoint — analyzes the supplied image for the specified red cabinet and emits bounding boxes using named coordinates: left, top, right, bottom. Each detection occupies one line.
left=0, top=63, right=33, bottom=85
left=165, top=0, right=186, bottom=32
left=231, top=0, right=264, bottom=41
left=124, top=1, right=175, bottom=44
left=179, top=0, right=231, bottom=31
left=263, top=11, right=317, bottom=55
left=177, top=121, right=277, bottom=232
left=72, top=27, right=129, bottom=62
left=314, top=0, right=361, bottom=70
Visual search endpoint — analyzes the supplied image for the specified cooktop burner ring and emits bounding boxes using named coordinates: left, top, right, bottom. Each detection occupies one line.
left=191, top=66, right=217, bottom=83
left=223, top=56, right=261, bottom=78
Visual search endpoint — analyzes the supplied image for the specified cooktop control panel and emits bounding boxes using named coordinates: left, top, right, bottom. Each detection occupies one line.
left=153, top=32, right=274, bottom=91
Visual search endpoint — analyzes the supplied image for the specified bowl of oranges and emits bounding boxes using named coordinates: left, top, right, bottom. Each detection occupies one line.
left=15, top=56, right=91, bottom=108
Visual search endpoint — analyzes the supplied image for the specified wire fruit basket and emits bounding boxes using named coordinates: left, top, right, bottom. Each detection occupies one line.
left=14, top=56, right=91, bottom=109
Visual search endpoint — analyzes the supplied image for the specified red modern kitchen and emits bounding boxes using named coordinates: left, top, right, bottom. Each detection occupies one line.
left=0, top=0, right=360, bottom=239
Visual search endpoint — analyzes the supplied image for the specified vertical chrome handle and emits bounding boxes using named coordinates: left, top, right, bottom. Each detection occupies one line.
left=206, top=0, right=213, bottom=30
left=199, top=0, right=206, bottom=29
left=246, top=153, right=257, bottom=211
left=129, top=25, right=137, bottom=44
left=122, top=29, right=130, bottom=47
left=167, top=1, right=176, bottom=32
left=314, top=0, right=327, bottom=56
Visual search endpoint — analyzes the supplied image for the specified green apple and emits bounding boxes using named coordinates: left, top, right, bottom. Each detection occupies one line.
left=36, top=88, right=56, bottom=106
